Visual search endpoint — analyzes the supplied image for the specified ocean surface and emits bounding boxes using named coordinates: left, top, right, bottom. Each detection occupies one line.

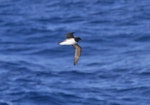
left=0, top=0, right=150, bottom=105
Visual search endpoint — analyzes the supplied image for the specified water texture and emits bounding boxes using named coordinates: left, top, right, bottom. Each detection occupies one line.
left=0, top=0, right=150, bottom=105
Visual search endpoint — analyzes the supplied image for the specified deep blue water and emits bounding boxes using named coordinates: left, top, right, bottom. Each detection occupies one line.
left=0, top=0, right=150, bottom=105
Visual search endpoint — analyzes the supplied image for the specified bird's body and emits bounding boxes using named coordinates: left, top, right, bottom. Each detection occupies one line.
left=59, top=38, right=77, bottom=45
left=58, top=32, right=82, bottom=65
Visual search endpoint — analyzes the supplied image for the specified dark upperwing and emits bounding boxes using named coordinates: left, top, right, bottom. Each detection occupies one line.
left=66, top=32, right=74, bottom=38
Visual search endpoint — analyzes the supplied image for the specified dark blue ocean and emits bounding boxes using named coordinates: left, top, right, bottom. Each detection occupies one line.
left=0, top=0, right=150, bottom=105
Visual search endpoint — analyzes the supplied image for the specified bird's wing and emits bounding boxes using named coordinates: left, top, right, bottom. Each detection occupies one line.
left=66, top=32, right=74, bottom=38
left=73, top=44, right=81, bottom=65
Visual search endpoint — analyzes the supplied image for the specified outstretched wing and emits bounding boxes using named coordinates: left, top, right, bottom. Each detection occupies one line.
left=73, top=44, right=81, bottom=65
left=66, top=32, right=74, bottom=38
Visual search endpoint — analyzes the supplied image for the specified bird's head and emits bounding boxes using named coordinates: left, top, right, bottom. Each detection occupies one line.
left=75, top=37, right=81, bottom=42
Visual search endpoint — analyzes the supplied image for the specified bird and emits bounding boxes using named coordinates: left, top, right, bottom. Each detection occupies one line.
left=58, top=32, right=82, bottom=65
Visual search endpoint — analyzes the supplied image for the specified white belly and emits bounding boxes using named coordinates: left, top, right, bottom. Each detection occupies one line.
left=59, top=39, right=77, bottom=45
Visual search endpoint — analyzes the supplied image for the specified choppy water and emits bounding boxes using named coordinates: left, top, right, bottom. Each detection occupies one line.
left=0, top=0, right=150, bottom=105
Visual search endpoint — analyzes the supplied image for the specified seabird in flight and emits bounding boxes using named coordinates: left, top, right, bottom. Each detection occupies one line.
left=59, top=32, right=82, bottom=65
